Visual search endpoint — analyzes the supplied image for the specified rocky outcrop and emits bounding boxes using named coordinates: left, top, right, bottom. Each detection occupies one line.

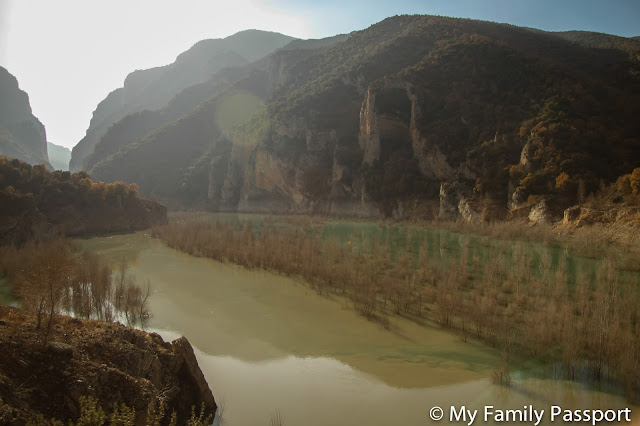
left=0, top=306, right=216, bottom=425
left=0, top=67, right=51, bottom=169
left=438, top=182, right=480, bottom=222
left=528, top=198, right=550, bottom=224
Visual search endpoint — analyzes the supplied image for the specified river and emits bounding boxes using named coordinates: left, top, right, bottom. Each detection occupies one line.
left=76, top=231, right=638, bottom=426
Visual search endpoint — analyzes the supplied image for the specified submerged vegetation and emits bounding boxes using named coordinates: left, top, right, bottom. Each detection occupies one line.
left=0, top=239, right=151, bottom=341
left=153, top=214, right=640, bottom=402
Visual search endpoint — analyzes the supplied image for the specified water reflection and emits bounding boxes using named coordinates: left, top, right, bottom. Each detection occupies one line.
left=77, top=231, right=639, bottom=426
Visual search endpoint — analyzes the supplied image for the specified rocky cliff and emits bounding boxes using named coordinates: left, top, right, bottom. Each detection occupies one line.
left=0, top=306, right=216, bottom=425
left=70, top=30, right=296, bottom=172
left=0, top=67, right=52, bottom=169
left=81, top=16, right=640, bottom=221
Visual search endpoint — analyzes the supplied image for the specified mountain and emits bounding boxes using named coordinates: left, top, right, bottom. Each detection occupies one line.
left=87, top=16, right=640, bottom=220
left=47, top=141, right=71, bottom=170
left=0, top=67, right=52, bottom=169
left=70, top=30, right=296, bottom=172
left=81, top=34, right=349, bottom=176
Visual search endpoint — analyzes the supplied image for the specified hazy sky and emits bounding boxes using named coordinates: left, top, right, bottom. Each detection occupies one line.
left=0, top=0, right=638, bottom=149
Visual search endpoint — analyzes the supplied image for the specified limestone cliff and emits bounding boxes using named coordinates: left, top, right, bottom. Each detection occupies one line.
left=0, top=67, right=51, bottom=169
left=78, top=16, right=640, bottom=222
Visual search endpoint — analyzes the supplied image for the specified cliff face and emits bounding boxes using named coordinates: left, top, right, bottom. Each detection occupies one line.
left=81, top=16, right=640, bottom=220
left=70, top=30, right=296, bottom=172
left=0, top=306, right=216, bottom=425
left=0, top=67, right=51, bottom=169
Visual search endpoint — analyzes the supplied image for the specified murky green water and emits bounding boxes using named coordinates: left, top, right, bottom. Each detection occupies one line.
left=0, top=277, right=16, bottom=305
left=179, top=213, right=640, bottom=287
left=75, top=229, right=639, bottom=426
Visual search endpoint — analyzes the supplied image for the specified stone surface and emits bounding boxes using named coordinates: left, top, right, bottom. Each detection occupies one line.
left=0, top=306, right=217, bottom=425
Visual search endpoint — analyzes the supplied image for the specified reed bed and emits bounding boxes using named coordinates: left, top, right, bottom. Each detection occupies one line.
left=152, top=217, right=640, bottom=402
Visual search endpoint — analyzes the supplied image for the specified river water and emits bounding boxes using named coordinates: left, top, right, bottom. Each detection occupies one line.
left=76, top=231, right=638, bottom=426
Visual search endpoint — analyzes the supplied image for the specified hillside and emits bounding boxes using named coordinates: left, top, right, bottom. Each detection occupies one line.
left=0, top=156, right=167, bottom=245
left=0, top=67, right=52, bottom=169
left=47, top=142, right=71, bottom=170
left=70, top=30, right=296, bottom=172
left=85, top=15, right=640, bottom=221
left=82, top=34, right=348, bottom=176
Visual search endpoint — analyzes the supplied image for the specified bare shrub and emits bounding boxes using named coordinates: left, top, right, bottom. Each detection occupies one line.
left=2, top=239, right=152, bottom=330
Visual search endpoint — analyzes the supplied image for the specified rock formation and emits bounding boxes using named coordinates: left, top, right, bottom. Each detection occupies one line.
left=0, top=66, right=52, bottom=169
left=77, top=17, right=640, bottom=222
left=0, top=306, right=216, bottom=425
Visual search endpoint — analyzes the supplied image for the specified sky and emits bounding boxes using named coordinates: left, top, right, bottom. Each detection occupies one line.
left=0, top=0, right=638, bottom=149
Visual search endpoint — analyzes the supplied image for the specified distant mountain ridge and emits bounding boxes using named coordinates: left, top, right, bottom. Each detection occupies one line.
left=0, top=66, right=52, bottom=169
left=70, top=30, right=296, bottom=172
left=81, top=34, right=349, bottom=176
left=47, top=142, right=71, bottom=170
left=82, top=16, right=640, bottom=221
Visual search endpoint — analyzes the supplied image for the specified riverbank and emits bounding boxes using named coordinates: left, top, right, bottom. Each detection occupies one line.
left=76, top=230, right=639, bottom=426
left=0, top=305, right=216, bottom=425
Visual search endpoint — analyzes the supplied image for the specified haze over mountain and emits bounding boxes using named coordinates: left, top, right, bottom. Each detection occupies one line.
left=47, top=142, right=71, bottom=171
left=78, top=16, right=640, bottom=221
left=0, top=66, right=51, bottom=169
left=70, top=30, right=296, bottom=172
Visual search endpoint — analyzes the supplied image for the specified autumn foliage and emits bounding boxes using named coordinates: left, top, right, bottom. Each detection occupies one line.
left=0, top=156, right=166, bottom=245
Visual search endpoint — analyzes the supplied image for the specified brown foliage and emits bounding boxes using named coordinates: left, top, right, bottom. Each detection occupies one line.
left=0, top=240, right=152, bottom=333
left=153, top=215, right=640, bottom=401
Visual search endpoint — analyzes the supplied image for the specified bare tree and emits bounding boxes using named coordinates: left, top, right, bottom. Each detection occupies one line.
left=16, top=240, right=74, bottom=342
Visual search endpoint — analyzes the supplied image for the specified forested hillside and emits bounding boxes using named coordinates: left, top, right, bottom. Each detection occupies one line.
left=82, top=16, right=640, bottom=220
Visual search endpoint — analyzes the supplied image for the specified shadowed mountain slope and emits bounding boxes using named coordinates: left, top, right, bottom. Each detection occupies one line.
left=70, top=30, right=296, bottom=172
left=86, top=16, right=640, bottom=220
left=0, top=67, right=52, bottom=169
left=47, top=142, right=71, bottom=171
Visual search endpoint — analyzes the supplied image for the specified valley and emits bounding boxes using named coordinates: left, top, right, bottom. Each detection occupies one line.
left=0, top=6, right=639, bottom=425
left=75, top=225, right=639, bottom=425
